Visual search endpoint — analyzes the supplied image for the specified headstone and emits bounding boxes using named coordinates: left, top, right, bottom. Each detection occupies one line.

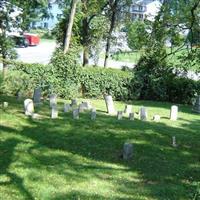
left=104, top=95, right=115, bottom=114
left=124, top=105, right=132, bottom=115
left=17, top=91, right=22, bottom=100
left=91, top=108, right=96, bottom=120
left=170, top=105, right=178, bottom=120
left=31, top=113, right=41, bottom=119
left=129, top=113, right=134, bottom=120
left=73, top=109, right=79, bottom=119
left=172, top=136, right=177, bottom=147
left=51, top=105, right=58, bottom=119
left=153, top=115, right=160, bottom=121
left=71, top=99, right=78, bottom=107
left=64, top=103, right=71, bottom=113
left=81, top=101, right=92, bottom=110
left=3, top=102, right=8, bottom=108
left=140, top=107, right=147, bottom=121
left=24, top=99, right=34, bottom=116
left=123, top=143, right=133, bottom=160
left=193, top=96, right=200, bottom=113
left=49, top=94, right=57, bottom=107
left=117, top=111, right=123, bottom=120
left=33, top=87, right=41, bottom=104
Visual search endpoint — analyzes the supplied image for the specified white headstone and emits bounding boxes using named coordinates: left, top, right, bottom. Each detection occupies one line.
left=193, top=96, right=200, bottom=113
left=73, top=109, right=79, bottom=119
left=33, top=87, right=41, bottom=104
left=31, top=113, right=41, bottom=119
left=71, top=99, right=78, bottom=107
left=64, top=103, right=71, bottom=113
left=172, top=136, right=177, bottom=147
left=117, top=111, right=123, bottom=120
left=140, top=107, right=147, bottom=121
left=170, top=105, right=178, bottom=120
left=3, top=102, right=8, bottom=108
left=153, top=115, right=160, bottom=121
left=51, top=105, right=58, bottom=119
left=49, top=94, right=57, bottom=107
left=129, top=113, right=134, bottom=120
left=24, top=99, right=34, bottom=116
left=91, top=108, right=96, bottom=120
left=104, top=95, right=115, bottom=114
left=123, top=143, right=133, bottom=160
left=124, top=105, right=132, bottom=115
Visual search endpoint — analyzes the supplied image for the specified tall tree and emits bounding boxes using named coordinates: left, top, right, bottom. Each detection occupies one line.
left=64, top=0, right=79, bottom=53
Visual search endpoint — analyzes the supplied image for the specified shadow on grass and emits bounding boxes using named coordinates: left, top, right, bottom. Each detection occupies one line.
left=0, top=95, right=200, bottom=199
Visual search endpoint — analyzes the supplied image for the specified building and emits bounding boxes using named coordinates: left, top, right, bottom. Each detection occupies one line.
left=130, top=0, right=161, bottom=21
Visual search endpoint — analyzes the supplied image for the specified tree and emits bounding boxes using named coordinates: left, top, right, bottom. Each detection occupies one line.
left=0, top=1, right=20, bottom=76
left=64, top=0, right=79, bottom=53
left=127, top=20, right=149, bottom=51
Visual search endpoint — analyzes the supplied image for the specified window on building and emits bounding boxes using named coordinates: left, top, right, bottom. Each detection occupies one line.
left=139, top=6, right=143, bottom=11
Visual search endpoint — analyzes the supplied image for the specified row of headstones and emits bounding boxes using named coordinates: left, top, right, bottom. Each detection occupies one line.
left=105, top=95, right=180, bottom=121
left=123, top=136, right=178, bottom=160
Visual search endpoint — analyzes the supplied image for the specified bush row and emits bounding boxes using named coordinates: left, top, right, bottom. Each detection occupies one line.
left=0, top=54, right=199, bottom=104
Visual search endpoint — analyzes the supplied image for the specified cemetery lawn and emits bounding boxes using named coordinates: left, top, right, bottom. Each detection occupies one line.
left=0, top=96, right=200, bottom=200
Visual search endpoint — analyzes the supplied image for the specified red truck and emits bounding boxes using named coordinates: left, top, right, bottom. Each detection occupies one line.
left=23, top=33, right=40, bottom=46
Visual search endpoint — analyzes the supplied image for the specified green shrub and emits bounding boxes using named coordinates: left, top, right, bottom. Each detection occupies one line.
left=80, top=67, right=132, bottom=100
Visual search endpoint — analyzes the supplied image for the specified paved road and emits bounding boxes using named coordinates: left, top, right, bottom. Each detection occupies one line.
left=16, top=40, right=57, bottom=64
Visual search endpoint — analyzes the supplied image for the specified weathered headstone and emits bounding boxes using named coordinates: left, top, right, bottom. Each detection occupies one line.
left=49, top=94, right=57, bottom=107
left=172, top=136, right=177, bottom=147
left=64, top=103, right=71, bottom=113
left=117, top=111, right=123, bottom=120
left=17, top=91, right=22, bottom=101
left=51, top=105, right=58, bottom=119
left=123, top=143, right=133, bottom=160
left=24, top=99, right=34, bottom=116
left=129, top=113, right=134, bottom=120
left=170, top=105, right=178, bottom=120
left=73, top=109, right=79, bottom=119
left=124, top=105, right=132, bottom=115
left=3, top=102, right=8, bottom=108
left=31, top=113, right=41, bottom=119
left=71, top=99, right=78, bottom=107
left=140, top=107, right=147, bottom=121
left=91, top=108, right=96, bottom=120
left=193, top=96, right=200, bottom=113
left=153, top=115, right=160, bottom=121
left=33, top=87, right=41, bottom=104
left=104, top=95, right=115, bottom=114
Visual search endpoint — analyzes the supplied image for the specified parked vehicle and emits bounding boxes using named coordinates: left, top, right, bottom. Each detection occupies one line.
left=23, top=33, right=40, bottom=46
left=10, top=35, right=29, bottom=48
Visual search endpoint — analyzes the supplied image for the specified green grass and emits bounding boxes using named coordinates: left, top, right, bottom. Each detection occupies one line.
left=0, top=96, right=200, bottom=200
left=112, top=51, right=141, bottom=63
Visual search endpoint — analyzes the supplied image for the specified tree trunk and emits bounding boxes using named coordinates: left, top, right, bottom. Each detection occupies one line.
left=82, top=17, right=89, bottom=66
left=83, top=47, right=89, bottom=66
left=64, top=0, right=79, bottom=54
left=104, top=0, right=118, bottom=68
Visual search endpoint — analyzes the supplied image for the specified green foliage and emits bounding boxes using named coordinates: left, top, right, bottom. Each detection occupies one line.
left=127, top=20, right=149, bottom=51
left=80, top=67, right=132, bottom=100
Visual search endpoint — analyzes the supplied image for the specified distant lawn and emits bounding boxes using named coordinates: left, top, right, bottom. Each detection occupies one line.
left=0, top=96, right=200, bottom=200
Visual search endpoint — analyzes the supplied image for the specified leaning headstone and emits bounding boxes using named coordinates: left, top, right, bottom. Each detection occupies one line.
left=91, top=108, right=96, bottom=120
left=3, top=102, right=8, bottom=108
left=49, top=94, right=57, bottom=107
left=33, top=87, right=42, bottom=104
left=193, top=96, right=200, bottom=113
left=124, top=105, right=132, bottom=115
left=153, top=115, right=160, bottom=121
left=104, top=95, right=115, bottom=114
left=73, top=109, right=79, bottom=119
left=123, top=143, right=133, bottom=160
left=129, top=113, right=134, bottom=120
left=71, top=99, right=78, bottom=107
left=170, top=105, right=178, bottom=120
left=24, top=99, right=34, bottom=116
left=51, top=105, right=58, bottom=119
left=64, top=103, right=71, bottom=113
left=117, top=111, right=123, bottom=120
left=172, top=136, right=177, bottom=147
left=140, top=107, right=147, bottom=121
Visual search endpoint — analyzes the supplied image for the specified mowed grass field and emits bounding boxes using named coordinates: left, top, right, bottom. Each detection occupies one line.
left=0, top=95, right=200, bottom=200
